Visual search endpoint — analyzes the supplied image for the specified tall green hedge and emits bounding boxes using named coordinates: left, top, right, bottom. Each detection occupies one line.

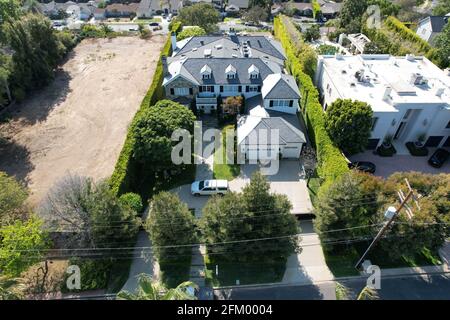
left=362, top=16, right=446, bottom=68
left=274, top=16, right=349, bottom=188
left=109, top=37, right=172, bottom=196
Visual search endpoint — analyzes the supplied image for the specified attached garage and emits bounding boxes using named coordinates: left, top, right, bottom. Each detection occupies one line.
left=238, top=115, right=306, bottom=162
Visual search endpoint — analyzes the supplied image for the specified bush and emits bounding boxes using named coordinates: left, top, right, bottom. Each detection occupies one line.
left=376, top=144, right=396, bottom=156
left=119, top=192, right=144, bottom=213
left=405, top=142, right=429, bottom=157
left=62, top=258, right=113, bottom=292
left=274, top=16, right=349, bottom=189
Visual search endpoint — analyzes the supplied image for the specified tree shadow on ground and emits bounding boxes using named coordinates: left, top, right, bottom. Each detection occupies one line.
left=0, top=136, right=34, bottom=185
left=10, top=69, right=72, bottom=125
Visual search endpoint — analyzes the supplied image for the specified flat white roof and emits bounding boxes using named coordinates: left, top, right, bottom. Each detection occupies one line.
left=319, top=54, right=450, bottom=113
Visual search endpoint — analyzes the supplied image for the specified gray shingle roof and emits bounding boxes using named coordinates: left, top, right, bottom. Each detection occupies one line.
left=262, top=74, right=301, bottom=99
left=243, top=117, right=306, bottom=145
left=180, top=58, right=281, bottom=85
left=175, top=36, right=286, bottom=61
left=429, top=16, right=449, bottom=32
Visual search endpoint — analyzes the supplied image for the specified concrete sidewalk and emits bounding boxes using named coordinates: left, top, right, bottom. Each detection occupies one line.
left=282, top=221, right=334, bottom=285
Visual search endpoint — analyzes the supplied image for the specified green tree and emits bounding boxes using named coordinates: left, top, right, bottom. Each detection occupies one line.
left=325, top=99, right=373, bottom=155
left=242, top=6, right=268, bottom=24
left=0, top=171, right=28, bottom=226
left=131, top=100, right=196, bottom=169
left=201, top=172, right=300, bottom=263
left=315, top=171, right=385, bottom=247
left=119, top=192, right=144, bottom=213
left=0, top=216, right=48, bottom=276
left=117, top=274, right=197, bottom=300
left=177, top=26, right=206, bottom=41
left=138, top=24, right=151, bottom=39
left=367, top=0, right=400, bottom=17
left=304, top=24, right=321, bottom=42
left=177, top=3, right=220, bottom=33
left=435, top=22, right=450, bottom=68
left=146, top=192, right=197, bottom=260
left=39, top=174, right=141, bottom=249
left=378, top=172, right=448, bottom=260
left=339, top=0, right=368, bottom=33
left=363, top=42, right=383, bottom=54
left=97, top=0, right=107, bottom=9
left=4, top=14, right=68, bottom=99
left=432, top=0, right=450, bottom=16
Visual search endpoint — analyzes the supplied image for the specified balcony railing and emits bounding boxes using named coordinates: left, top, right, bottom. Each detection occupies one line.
left=196, top=94, right=217, bottom=104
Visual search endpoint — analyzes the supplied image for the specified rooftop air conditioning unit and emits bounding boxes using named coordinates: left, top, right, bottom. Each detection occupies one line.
left=410, top=72, right=424, bottom=85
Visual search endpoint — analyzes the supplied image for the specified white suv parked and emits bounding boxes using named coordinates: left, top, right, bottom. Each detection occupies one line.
left=191, top=180, right=229, bottom=196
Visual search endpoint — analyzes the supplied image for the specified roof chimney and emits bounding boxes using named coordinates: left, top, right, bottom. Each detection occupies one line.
left=161, top=55, right=169, bottom=78
left=171, top=32, right=177, bottom=52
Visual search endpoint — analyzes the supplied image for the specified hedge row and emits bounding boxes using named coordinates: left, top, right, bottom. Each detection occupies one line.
left=364, top=16, right=445, bottom=68
left=109, top=36, right=172, bottom=196
left=274, top=16, right=349, bottom=187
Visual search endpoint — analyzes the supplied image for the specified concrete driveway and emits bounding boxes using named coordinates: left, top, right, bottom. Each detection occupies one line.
left=282, top=221, right=334, bottom=285
left=229, top=160, right=314, bottom=215
left=350, top=149, right=450, bottom=179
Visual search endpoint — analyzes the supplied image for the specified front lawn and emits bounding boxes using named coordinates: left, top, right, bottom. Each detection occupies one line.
left=324, top=242, right=443, bottom=278
left=204, top=255, right=286, bottom=287
left=213, top=124, right=240, bottom=180
left=159, top=257, right=192, bottom=289
left=306, top=169, right=321, bottom=207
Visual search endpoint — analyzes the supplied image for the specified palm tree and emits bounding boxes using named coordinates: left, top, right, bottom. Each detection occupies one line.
left=0, top=276, right=25, bottom=300
left=117, top=274, right=198, bottom=300
left=357, top=285, right=379, bottom=300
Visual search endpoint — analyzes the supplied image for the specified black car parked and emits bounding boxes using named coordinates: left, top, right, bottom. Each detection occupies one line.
left=348, top=161, right=376, bottom=174
left=428, top=148, right=450, bottom=168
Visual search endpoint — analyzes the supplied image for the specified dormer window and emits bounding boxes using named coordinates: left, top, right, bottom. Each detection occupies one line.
left=201, top=64, right=212, bottom=80
left=248, top=64, right=259, bottom=80
left=225, top=64, right=236, bottom=80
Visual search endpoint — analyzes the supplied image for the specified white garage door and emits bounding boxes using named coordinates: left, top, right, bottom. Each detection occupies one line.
left=282, top=145, right=301, bottom=158
left=247, top=146, right=278, bottom=161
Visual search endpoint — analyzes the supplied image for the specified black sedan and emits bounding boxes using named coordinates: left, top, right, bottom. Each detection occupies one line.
left=348, top=161, right=376, bottom=174
left=428, top=148, right=450, bottom=168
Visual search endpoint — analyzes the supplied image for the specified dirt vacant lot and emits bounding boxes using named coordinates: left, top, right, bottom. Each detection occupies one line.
left=0, top=36, right=166, bottom=206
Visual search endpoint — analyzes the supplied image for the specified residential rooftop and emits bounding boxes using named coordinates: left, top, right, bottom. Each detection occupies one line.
left=318, top=54, right=450, bottom=113
left=172, top=35, right=286, bottom=62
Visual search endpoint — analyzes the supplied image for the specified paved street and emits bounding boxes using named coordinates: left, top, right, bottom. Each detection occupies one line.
left=215, top=273, right=450, bottom=300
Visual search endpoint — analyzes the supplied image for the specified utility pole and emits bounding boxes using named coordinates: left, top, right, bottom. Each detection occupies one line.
left=355, top=179, right=419, bottom=269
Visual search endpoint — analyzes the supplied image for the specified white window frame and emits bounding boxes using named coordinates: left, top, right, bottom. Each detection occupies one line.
left=223, top=85, right=239, bottom=92
left=174, top=87, right=189, bottom=96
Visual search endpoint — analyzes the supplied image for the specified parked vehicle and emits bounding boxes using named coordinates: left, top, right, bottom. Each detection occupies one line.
left=348, top=161, right=376, bottom=174
left=149, top=22, right=160, bottom=27
left=428, top=148, right=450, bottom=168
left=191, top=180, right=229, bottom=196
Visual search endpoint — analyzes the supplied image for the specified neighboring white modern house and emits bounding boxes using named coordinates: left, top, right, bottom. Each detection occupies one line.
left=416, top=15, right=449, bottom=44
left=315, top=54, right=450, bottom=152
left=162, top=33, right=305, bottom=160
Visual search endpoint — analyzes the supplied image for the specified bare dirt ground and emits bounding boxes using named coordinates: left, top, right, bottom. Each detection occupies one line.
left=0, top=36, right=166, bottom=206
